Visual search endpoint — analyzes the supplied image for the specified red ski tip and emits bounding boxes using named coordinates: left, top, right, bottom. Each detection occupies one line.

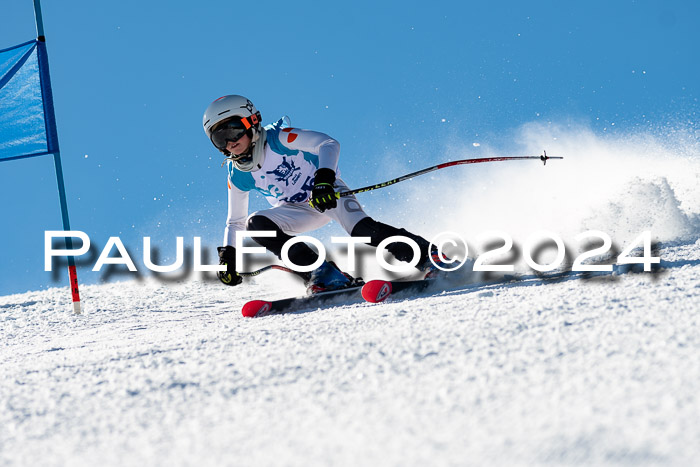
left=242, top=300, right=272, bottom=317
left=362, top=280, right=393, bottom=303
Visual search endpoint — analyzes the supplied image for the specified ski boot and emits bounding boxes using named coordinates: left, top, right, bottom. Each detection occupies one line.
left=418, top=249, right=456, bottom=280
left=305, top=261, right=356, bottom=295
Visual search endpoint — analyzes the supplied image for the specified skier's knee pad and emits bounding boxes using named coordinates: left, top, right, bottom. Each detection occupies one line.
left=246, top=215, right=318, bottom=268
left=351, top=217, right=392, bottom=240
left=245, top=215, right=288, bottom=251
left=246, top=215, right=282, bottom=233
left=351, top=217, right=430, bottom=263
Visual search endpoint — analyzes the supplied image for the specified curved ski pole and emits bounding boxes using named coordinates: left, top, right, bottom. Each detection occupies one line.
left=237, top=264, right=297, bottom=277
left=335, top=151, right=562, bottom=199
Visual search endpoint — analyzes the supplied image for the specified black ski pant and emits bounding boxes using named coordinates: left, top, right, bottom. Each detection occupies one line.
left=246, top=215, right=432, bottom=277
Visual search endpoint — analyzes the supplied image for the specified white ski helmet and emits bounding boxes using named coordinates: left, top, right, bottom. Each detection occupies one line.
left=203, top=95, right=263, bottom=152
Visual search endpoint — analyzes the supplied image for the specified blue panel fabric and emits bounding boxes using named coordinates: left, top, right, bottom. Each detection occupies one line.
left=0, top=40, right=50, bottom=161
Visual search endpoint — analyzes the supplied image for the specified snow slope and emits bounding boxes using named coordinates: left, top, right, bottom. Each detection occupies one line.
left=2, top=240, right=699, bottom=466
left=3, top=125, right=699, bottom=465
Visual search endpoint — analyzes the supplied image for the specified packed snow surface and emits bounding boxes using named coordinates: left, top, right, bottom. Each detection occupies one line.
left=2, top=241, right=699, bottom=466
left=3, top=125, right=700, bottom=465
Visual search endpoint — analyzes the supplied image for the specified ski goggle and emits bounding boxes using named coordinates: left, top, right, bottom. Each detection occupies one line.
left=210, top=120, right=248, bottom=151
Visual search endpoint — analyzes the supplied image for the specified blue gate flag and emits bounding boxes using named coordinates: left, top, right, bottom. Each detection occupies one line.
left=3, top=0, right=83, bottom=313
left=0, top=39, right=52, bottom=162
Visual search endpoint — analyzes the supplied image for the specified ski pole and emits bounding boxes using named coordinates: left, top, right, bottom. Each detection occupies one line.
left=244, top=154, right=561, bottom=278
left=336, top=151, right=561, bottom=199
left=237, top=264, right=296, bottom=277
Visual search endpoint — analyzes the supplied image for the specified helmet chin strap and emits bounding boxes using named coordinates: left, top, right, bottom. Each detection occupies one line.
left=231, top=150, right=253, bottom=161
left=219, top=141, right=254, bottom=167
left=221, top=128, right=267, bottom=172
left=220, top=142, right=255, bottom=168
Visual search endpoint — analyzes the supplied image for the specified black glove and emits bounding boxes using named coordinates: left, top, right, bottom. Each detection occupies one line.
left=309, top=168, right=338, bottom=213
left=217, top=246, right=243, bottom=286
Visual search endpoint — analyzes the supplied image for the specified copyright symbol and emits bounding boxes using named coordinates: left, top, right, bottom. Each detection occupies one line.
left=429, top=231, right=468, bottom=272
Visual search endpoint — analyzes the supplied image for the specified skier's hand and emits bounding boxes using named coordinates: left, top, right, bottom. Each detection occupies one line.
left=310, top=168, right=338, bottom=213
left=217, top=246, right=243, bottom=286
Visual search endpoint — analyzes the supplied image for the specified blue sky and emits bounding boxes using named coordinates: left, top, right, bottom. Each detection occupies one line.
left=1, top=0, right=698, bottom=295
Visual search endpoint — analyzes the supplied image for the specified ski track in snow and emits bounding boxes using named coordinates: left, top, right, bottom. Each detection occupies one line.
left=1, top=241, right=699, bottom=466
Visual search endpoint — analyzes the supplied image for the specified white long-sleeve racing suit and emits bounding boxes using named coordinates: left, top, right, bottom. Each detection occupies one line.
left=223, top=118, right=368, bottom=247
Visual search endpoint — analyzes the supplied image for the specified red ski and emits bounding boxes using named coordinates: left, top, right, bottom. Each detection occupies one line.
left=361, top=279, right=434, bottom=303
left=241, top=284, right=364, bottom=317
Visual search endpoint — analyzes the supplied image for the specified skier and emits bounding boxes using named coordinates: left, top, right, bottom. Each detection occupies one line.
left=203, top=95, right=449, bottom=294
